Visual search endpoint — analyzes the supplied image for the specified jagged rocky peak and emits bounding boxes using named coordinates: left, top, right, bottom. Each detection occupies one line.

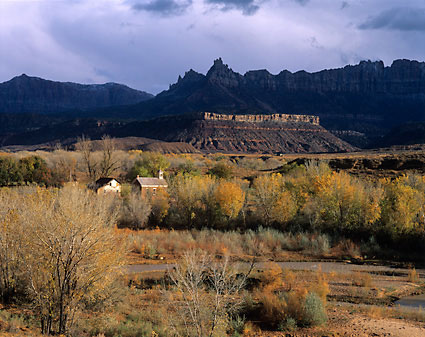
left=389, top=59, right=425, bottom=80
left=391, top=59, right=425, bottom=68
left=168, top=69, right=204, bottom=92
left=180, top=69, right=204, bottom=82
left=357, top=60, right=385, bottom=69
left=206, top=58, right=243, bottom=87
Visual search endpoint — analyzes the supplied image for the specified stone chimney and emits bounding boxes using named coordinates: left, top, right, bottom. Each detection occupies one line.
left=158, top=170, right=164, bottom=180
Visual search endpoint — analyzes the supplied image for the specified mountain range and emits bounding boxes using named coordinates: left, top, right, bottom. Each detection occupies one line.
left=1, top=58, right=425, bottom=152
left=0, top=74, right=152, bottom=114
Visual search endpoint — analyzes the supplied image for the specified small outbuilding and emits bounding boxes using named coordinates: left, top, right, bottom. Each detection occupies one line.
left=133, top=170, right=168, bottom=198
left=95, top=178, right=121, bottom=195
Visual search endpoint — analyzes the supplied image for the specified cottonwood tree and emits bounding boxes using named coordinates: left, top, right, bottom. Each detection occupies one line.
left=252, top=174, right=297, bottom=226
left=76, top=135, right=98, bottom=182
left=19, top=186, right=125, bottom=335
left=0, top=188, right=27, bottom=302
left=99, top=135, right=119, bottom=178
left=76, top=135, right=119, bottom=182
left=170, top=175, right=216, bottom=228
left=304, top=171, right=382, bottom=233
left=214, top=181, right=245, bottom=220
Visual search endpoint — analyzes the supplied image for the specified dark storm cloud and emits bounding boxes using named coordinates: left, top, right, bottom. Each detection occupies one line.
left=131, top=0, right=192, bottom=16
left=359, top=7, right=425, bottom=32
left=2, top=0, right=425, bottom=95
left=205, top=0, right=260, bottom=16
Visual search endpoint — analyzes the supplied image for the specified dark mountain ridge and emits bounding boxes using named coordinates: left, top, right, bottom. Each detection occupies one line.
left=0, top=74, right=153, bottom=115
left=2, top=58, right=425, bottom=150
left=110, top=58, right=425, bottom=146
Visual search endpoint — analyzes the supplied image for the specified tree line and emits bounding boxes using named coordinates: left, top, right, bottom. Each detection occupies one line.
left=140, top=162, right=425, bottom=252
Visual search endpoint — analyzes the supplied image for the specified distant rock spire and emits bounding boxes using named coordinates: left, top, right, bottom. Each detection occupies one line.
left=214, top=57, right=224, bottom=66
left=206, top=58, right=242, bottom=87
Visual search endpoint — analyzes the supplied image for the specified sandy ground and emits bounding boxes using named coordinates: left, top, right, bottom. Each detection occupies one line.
left=330, top=312, right=425, bottom=337
left=252, top=309, right=425, bottom=336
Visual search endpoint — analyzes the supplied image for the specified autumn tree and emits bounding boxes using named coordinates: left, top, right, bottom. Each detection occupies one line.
left=18, top=186, right=125, bottom=335
left=0, top=188, right=27, bottom=302
left=214, top=180, right=245, bottom=220
left=150, top=188, right=170, bottom=225
left=304, top=171, right=382, bottom=233
left=252, top=174, right=297, bottom=226
left=380, top=175, right=425, bottom=237
left=169, top=175, right=216, bottom=228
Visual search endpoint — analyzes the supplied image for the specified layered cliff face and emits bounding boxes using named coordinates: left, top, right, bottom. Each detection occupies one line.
left=0, top=74, right=153, bottom=114
left=201, top=112, right=320, bottom=125
left=223, top=58, right=425, bottom=94
left=113, top=113, right=356, bottom=154
left=116, top=58, right=425, bottom=147
left=1, top=112, right=354, bottom=154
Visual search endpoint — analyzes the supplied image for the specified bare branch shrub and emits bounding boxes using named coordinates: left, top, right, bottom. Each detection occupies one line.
left=167, top=250, right=249, bottom=337
left=120, top=193, right=152, bottom=229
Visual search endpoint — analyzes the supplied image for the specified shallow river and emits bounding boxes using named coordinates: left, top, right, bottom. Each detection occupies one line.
left=125, top=261, right=425, bottom=276
left=396, top=294, right=425, bottom=309
left=125, top=261, right=425, bottom=310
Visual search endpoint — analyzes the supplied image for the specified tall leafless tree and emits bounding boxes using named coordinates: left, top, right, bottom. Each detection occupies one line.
left=99, top=135, right=119, bottom=178
left=76, top=135, right=98, bottom=182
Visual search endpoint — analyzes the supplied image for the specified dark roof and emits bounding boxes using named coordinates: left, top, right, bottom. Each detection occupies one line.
left=95, top=177, right=119, bottom=186
left=134, top=177, right=168, bottom=187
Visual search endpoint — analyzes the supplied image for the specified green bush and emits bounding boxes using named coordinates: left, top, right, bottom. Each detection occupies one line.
left=301, top=292, right=327, bottom=327
left=208, top=162, right=233, bottom=179
left=228, top=315, right=245, bottom=336
left=278, top=317, right=297, bottom=332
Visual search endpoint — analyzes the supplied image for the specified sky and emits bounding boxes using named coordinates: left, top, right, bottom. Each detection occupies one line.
left=1, top=0, right=425, bottom=94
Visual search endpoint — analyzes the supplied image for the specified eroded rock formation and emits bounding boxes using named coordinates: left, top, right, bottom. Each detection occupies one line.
left=201, top=112, right=320, bottom=125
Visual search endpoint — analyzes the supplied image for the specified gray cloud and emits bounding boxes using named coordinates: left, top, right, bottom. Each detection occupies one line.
left=293, top=0, right=309, bottom=6
left=206, top=0, right=260, bottom=16
left=131, top=0, right=192, bottom=16
left=309, top=37, right=323, bottom=50
left=341, top=1, right=349, bottom=10
left=1, top=0, right=425, bottom=95
left=360, top=7, right=425, bottom=31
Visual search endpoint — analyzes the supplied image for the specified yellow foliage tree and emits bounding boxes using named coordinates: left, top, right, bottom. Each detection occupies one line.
left=0, top=188, right=28, bottom=302
left=381, top=176, right=425, bottom=236
left=171, top=175, right=216, bottom=227
left=214, top=181, right=245, bottom=219
left=305, top=171, right=382, bottom=232
left=150, top=188, right=170, bottom=224
left=13, top=186, right=125, bottom=335
left=252, top=174, right=297, bottom=226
